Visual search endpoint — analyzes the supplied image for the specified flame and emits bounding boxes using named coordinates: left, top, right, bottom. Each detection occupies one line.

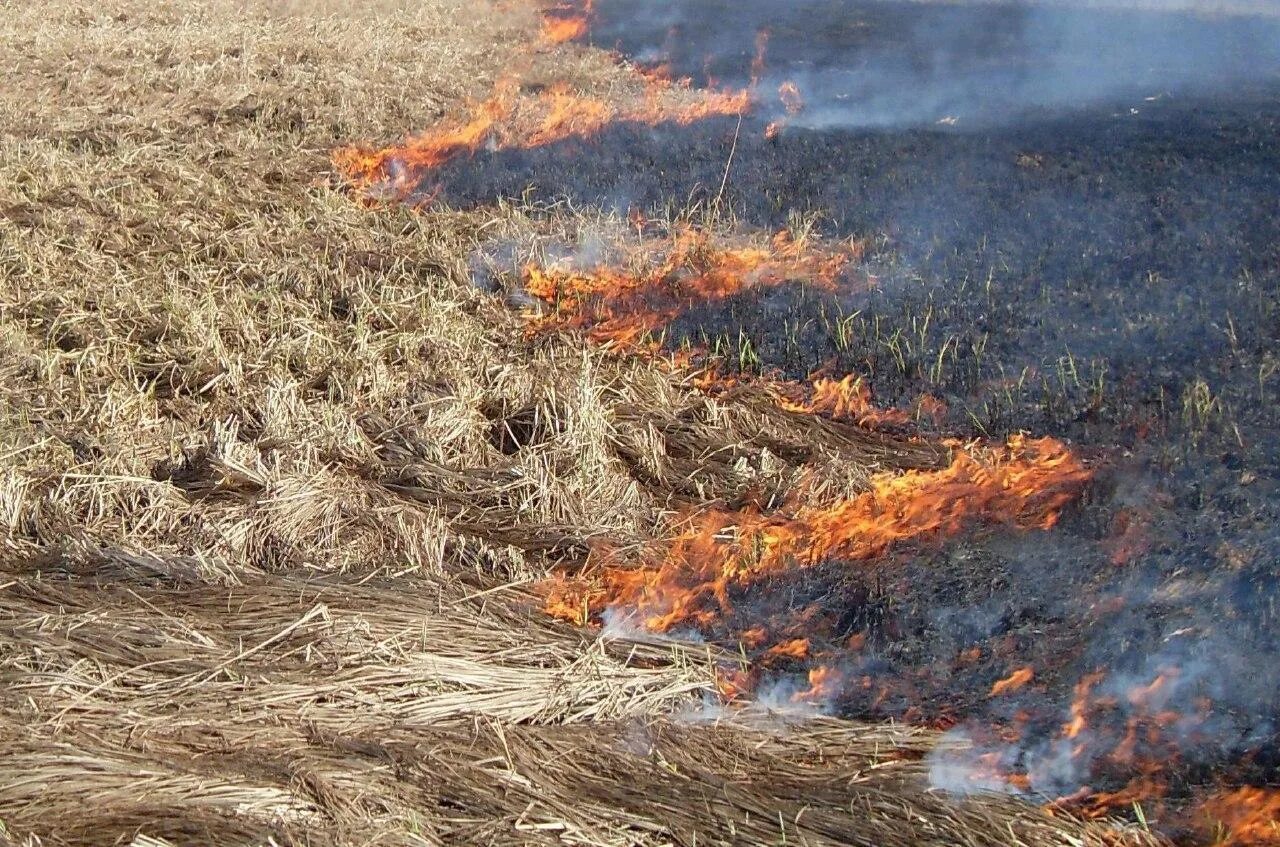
left=522, top=227, right=859, bottom=352
left=335, top=76, right=752, bottom=196
left=763, top=638, right=810, bottom=662
left=766, top=81, right=806, bottom=139
left=335, top=0, right=772, bottom=196
left=546, top=434, right=1092, bottom=634
left=751, top=30, right=770, bottom=85
left=335, top=3, right=1277, bottom=835
left=989, top=666, right=1035, bottom=697
left=518, top=227, right=930, bottom=435
left=774, top=374, right=914, bottom=430
left=1063, top=672, right=1105, bottom=740
left=792, top=664, right=844, bottom=703
left=527, top=84, right=615, bottom=146
left=541, top=15, right=586, bottom=43
left=779, top=81, right=805, bottom=115
left=1202, top=787, right=1280, bottom=846
left=542, top=15, right=587, bottom=43
left=540, top=0, right=593, bottom=43
left=331, top=78, right=518, bottom=197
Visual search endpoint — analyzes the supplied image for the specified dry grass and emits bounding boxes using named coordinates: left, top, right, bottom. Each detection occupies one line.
left=0, top=1, right=1168, bottom=844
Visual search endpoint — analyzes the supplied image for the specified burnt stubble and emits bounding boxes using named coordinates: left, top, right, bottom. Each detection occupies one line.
left=427, top=0, right=1280, bottom=830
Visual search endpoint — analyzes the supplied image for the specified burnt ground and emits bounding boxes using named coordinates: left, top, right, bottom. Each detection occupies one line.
left=431, top=0, right=1280, bottom=816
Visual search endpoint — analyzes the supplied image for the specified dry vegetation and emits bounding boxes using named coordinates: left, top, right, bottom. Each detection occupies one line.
left=0, top=1, right=1169, bottom=844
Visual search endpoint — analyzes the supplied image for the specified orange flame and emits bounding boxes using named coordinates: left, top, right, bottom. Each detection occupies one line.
left=779, top=81, right=805, bottom=116
left=751, top=30, right=770, bottom=85
left=766, top=81, right=805, bottom=139
left=775, top=374, right=914, bottom=430
left=792, top=664, right=844, bottom=703
left=546, top=434, right=1092, bottom=634
left=540, top=0, right=592, bottom=43
left=335, top=78, right=752, bottom=195
left=522, top=227, right=859, bottom=352
left=542, top=15, right=587, bottom=43
left=990, top=666, right=1035, bottom=697
left=335, top=6, right=1272, bottom=835
left=527, top=84, right=615, bottom=146
left=1202, top=787, right=1280, bottom=846
left=763, top=638, right=811, bottom=662
left=331, top=78, right=518, bottom=197
left=1063, top=672, right=1105, bottom=740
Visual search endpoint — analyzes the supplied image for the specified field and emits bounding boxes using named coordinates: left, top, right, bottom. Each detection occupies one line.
left=1, top=0, right=1277, bottom=845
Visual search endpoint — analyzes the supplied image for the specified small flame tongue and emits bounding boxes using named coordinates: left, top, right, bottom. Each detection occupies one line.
left=541, top=0, right=591, bottom=44
left=332, top=1, right=831, bottom=200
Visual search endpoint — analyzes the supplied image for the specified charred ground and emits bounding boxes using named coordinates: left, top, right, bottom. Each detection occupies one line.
left=431, top=0, right=1280, bottom=828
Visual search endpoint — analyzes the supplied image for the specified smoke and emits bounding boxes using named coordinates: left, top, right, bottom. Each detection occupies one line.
left=588, top=0, right=1280, bottom=129
left=927, top=595, right=1280, bottom=801
left=671, top=673, right=838, bottom=725
left=601, top=604, right=708, bottom=645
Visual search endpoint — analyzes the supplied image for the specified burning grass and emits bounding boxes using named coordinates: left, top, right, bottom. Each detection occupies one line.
left=334, top=74, right=753, bottom=199
left=521, top=226, right=862, bottom=347
left=546, top=433, right=1092, bottom=633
